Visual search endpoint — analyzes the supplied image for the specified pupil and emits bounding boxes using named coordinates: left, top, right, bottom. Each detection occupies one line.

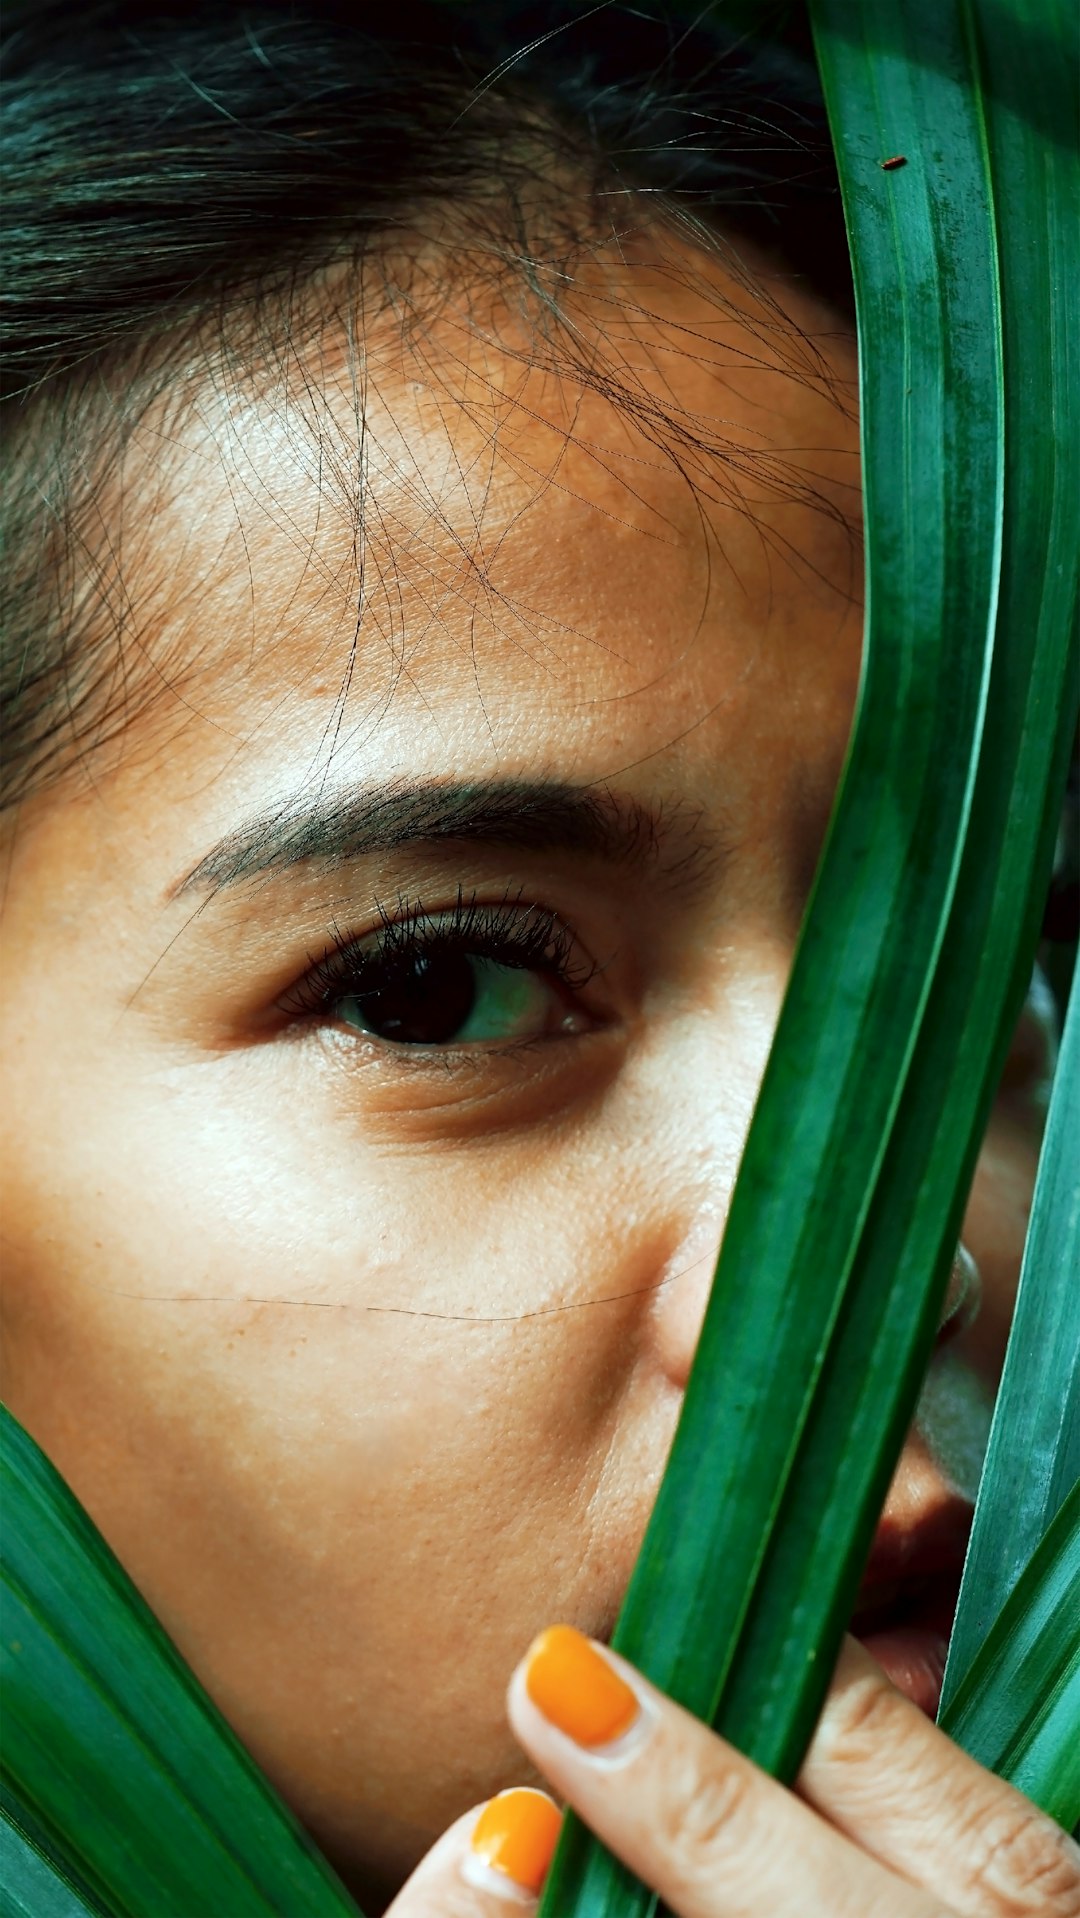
left=355, top=951, right=478, bottom=1044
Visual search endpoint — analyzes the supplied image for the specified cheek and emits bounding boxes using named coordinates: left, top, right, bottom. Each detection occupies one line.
left=0, top=1035, right=677, bottom=1616
left=0, top=815, right=795, bottom=1870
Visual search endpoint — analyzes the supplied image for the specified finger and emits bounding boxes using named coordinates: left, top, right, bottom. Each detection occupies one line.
left=797, top=1635, right=1080, bottom=1918
left=385, top=1789, right=562, bottom=1916
left=507, top=1625, right=937, bottom=1918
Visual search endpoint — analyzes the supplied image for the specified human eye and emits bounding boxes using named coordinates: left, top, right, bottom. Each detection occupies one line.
left=279, top=889, right=601, bottom=1052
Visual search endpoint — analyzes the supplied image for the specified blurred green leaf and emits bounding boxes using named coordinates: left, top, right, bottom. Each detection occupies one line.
left=0, top=1409, right=364, bottom=1918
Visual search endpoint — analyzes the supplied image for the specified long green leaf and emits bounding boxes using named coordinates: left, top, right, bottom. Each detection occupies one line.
left=940, top=1477, right=1080, bottom=1830
left=539, top=2, right=1003, bottom=1907
left=539, top=2, right=1077, bottom=1910
left=942, top=968, right=1080, bottom=1715
left=0, top=1409, right=363, bottom=1918
left=717, top=0, right=1080, bottom=1786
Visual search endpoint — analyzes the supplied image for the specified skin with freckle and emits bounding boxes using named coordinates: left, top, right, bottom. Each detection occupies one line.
left=0, top=219, right=1054, bottom=1911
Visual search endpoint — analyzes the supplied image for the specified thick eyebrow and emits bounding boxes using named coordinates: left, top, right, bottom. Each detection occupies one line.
left=168, top=777, right=724, bottom=902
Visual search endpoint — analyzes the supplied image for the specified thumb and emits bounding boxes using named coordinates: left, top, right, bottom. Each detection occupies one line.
left=384, top=1787, right=562, bottom=1916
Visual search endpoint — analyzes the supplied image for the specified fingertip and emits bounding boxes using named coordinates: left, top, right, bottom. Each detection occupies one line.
left=459, top=1787, right=562, bottom=1906
left=389, top=1792, right=559, bottom=1912
left=508, top=1626, right=659, bottom=1770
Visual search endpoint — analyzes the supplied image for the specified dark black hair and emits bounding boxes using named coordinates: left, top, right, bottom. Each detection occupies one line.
left=1, top=0, right=853, bottom=811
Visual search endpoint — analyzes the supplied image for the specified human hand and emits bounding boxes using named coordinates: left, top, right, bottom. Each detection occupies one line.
left=385, top=1626, right=1080, bottom=1914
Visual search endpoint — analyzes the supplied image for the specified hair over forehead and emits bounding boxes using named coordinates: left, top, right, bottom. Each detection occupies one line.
left=1, top=0, right=853, bottom=816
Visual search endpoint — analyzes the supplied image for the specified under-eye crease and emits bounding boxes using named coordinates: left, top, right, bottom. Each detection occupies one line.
left=278, top=886, right=602, bottom=1053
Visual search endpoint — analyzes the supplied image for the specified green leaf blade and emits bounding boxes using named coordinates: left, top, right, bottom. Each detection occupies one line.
left=942, top=972, right=1080, bottom=1716
left=940, top=1478, right=1080, bottom=1829
left=0, top=1798, right=110, bottom=1918
left=936, top=0, right=1080, bottom=1726
left=0, top=1410, right=364, bottom=1918
left=716, top=0, right=1080, bottom=1783
left=539, top=2, right=1011, bottom=1907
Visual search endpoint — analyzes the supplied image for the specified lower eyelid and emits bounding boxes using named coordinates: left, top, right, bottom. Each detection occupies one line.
left=293, top=1017, right=627, bottom=1144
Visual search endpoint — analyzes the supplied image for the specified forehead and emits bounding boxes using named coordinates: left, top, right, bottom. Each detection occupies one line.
left=67, top=226, right=862, bottom=815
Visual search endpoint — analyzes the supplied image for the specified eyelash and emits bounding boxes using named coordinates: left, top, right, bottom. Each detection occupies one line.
left=280, top=888, right=597, bottom=1030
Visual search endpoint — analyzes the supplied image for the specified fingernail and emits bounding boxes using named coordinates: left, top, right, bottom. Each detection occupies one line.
left=523, top=1624, right=642, bottom=1748
left=462, top=1787, right=561, bottom=1902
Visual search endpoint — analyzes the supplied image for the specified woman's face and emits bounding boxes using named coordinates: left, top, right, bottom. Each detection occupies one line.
left=0, top=229, right=1050, bottom=1905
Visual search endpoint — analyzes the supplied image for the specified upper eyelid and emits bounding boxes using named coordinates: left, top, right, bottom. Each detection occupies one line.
left=334, top=898, right=582, bottom=973
left=368, top=892, right=568, bottom=950
left=277, top=894, right=597, bottom=1024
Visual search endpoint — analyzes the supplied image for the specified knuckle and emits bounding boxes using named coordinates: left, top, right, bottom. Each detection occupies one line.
left=817, top=1666, right=908, bottom=1765
left=954, top=1796, right=1080, bottom=1916
left=652, top=1743, right=762, bottom=1902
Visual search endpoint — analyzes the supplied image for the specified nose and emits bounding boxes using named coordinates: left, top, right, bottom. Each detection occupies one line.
left=649, top=1213, right=724, bottom=1392
left=653, top=1226, right=981, bottom=1390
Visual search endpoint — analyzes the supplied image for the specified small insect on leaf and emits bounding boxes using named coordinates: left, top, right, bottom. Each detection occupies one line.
left=880, top=155, right=908, bottom=170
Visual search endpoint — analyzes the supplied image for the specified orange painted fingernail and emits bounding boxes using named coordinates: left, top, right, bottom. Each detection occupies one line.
left=468, top=1787, right=561, bottom=1896
left=523, top=1625, right=641, bottom=1747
